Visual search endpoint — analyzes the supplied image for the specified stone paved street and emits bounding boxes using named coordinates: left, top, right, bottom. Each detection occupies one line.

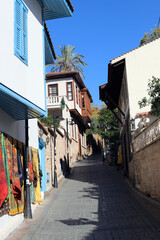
left=6, top=154, right=160, bottom=240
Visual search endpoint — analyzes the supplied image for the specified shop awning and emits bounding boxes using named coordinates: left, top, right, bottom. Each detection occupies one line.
left=37, top=0, right=74, bottom=20
left=0, top=84, right=46, bottom=120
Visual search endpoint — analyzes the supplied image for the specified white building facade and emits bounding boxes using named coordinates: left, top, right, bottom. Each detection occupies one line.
left=100, top=38, right=160, bottom=173
left=0, top=1, right=73, bottom=239
left=46, top=71, right=93, bottom=160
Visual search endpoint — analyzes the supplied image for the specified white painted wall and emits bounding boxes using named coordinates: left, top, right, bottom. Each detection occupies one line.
left=0, top=1, right=42, bottom=237
left=46, top=77, right=79, bottom=111
left=46, top=77, right=83, bottom=138
left=0, top=0, right=45, bottom=111
left=111, top=38, right=160, bottom=119
left=74, top=81, right=82, bottom=114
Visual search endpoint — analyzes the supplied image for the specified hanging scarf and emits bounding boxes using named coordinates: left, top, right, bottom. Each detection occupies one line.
left=11, top=139, right=22, bottom=201
left=17, top=148, right=24, bottom=187
left=9, top=141, right=24, bottom=216
left=5, top=137, right=12, bottom=182
left=29, top=147, right=36, bottom=204
left=0, top=133, right=8, bottom=208
left=1, top=133, right=11, bottom=197
left=32, top=148, right=43, bottom=205
left=29, top=148, right=34, bottom=182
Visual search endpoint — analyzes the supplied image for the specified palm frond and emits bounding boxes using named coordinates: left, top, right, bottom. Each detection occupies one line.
left=51, top=44, right=87, bottom=79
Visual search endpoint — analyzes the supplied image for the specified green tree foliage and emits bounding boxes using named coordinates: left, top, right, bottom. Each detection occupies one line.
left=140, top=26, right=160, bottom=46
left=39, top=116, right=60, bottom=128
left=86, top=105, right=120, bottom=147
left=138, top=76, right=160, bottom=116
left=51, top=45, right=87, bottom=79
left=98, top=107, right=120, bottom=148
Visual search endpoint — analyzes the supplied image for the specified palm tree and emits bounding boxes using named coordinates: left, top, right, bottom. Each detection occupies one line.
left=51, top=45, right=87, bottom=79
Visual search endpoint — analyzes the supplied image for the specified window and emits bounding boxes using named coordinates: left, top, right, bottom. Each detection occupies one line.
left=82, top=93, right=85, bottom=108
left=76, top=86, right=78, bottom=104
left=67, top=82, right=73, bottom=100
left=48, top=84, right=58, bottom=96
left=79, top=90, right=81, bottom=107
left=14, top=0, right=28, bottom=65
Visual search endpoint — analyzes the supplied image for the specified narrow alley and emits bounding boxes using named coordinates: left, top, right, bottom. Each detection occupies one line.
left=6, top=154, right=160, bottom=240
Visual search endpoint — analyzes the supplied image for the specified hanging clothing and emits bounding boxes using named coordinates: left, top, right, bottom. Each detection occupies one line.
left=9, top=141, right=24, bottom=216
left=11, top=139, right=22, bottom=201
left=0, top=199, right=9, bottom=217
left=17, top=143, right=24, bottom=187
left=5, top=137, right=13, bottom=182
left=29, top=148, right=34, bottom=182
left=29, top=148, right=36, bottom=204
left=0, top=133, right=8, bottom=208
left=1, top=133, right=11, bottom=197
left=32, top=148, right=43, bottom=205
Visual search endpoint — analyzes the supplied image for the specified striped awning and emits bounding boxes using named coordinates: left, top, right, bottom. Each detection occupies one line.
left=37, top=0, right=73, bottom=20
left=0, top=84, right=46, bottom=120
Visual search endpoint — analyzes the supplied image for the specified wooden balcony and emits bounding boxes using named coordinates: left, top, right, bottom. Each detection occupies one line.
left=81, top=90, right=92, bottom=123
left=47, top=95, right=68, bottom=109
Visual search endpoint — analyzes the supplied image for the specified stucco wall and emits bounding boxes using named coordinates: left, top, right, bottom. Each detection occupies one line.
left=0, top=109, right=38, bottom=149
left=46, top=77, right=82, bottom=115
left=39, top=123, right=83, bottom=191
left=111, top=38, right=160, bottom=119
left=0, top=0, right=45, bottom=110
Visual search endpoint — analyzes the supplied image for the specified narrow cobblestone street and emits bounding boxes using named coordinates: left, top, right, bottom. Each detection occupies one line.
left=6, top=154, right=160, bottom=240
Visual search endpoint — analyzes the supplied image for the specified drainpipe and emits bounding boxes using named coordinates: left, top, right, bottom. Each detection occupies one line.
left=24, top=119, right=32, bottom=219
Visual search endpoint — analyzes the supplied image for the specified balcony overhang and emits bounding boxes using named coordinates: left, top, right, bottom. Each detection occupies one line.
left=0, top=84, right=46, bottom=120
left=70, top=109, right=90, bottom=129
left=37, top=0, right=74, bottom=21
left=99, top=59, right=125, bottom=110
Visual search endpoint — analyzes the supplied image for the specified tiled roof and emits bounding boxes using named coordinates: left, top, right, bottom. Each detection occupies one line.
left=111, top=37, right=160, bottom=62
left=136, top=112, right=152, bottom=118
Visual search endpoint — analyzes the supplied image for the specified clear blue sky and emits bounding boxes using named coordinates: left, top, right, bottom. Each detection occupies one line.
left=46, top=0, right=160, bottom=105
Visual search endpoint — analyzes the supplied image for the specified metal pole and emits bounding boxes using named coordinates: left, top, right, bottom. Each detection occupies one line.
left=53, top=112, right=58, bottom=188
left=66, top=118, right=70, bottom=175
left=24, top=119, right=32, bottom=219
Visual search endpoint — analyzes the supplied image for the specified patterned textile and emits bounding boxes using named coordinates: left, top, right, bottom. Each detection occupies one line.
left=0, top=199, right=9, bottom=216
left=9, top=141, right=24, bottom=216
left=32, top=148, right=43, bottom=205
left=11, top=139, right=22, bottom=201
left=1, top=133, right=11, bottom=197
left=0, top=133, right=8, bottom=208
left=17, top=143, right=24, bottom=187
left=5, top=137, right=12, bottom=182
left=29, top=148, right=36, bottom=203
left=29, top=148, right=34, bottom=182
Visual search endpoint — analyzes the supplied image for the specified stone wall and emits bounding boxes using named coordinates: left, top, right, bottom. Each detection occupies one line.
left=129, top=117, right=160, bottom=200
left=38, top=121, right=88, bottom=191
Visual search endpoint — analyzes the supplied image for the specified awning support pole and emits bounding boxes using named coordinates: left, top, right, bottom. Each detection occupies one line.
left=24, top=119, right=32, bottom=219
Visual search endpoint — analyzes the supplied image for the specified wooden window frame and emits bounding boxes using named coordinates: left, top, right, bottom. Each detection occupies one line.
left=66, top=82, right=73, bottom=101
left=76, top=86, right=78, bottom=104
left=82, top=93, right=85, bottom=108
left=48, top=84, right=58, bottom=97
left=79, top=90, right=81, bottom=108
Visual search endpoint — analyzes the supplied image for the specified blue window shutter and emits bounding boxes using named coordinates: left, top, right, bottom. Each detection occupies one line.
left=14, top=0, right=28, bottom=65
left=14, top=0, right=22, bottom=56
left=22, top=5, right=28, bottom=63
